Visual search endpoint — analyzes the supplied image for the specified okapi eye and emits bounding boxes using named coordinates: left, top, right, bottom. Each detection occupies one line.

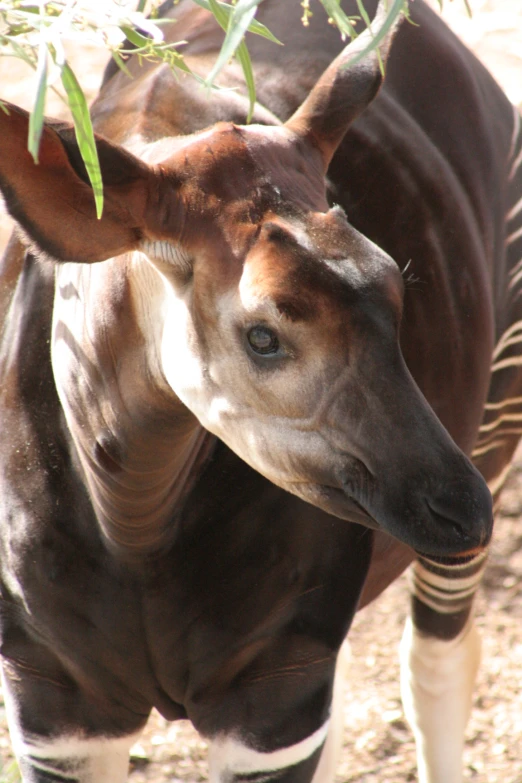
left=247, top=326, right=280, bottom=355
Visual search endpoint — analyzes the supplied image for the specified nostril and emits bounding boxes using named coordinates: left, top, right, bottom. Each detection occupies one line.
left=425, top=499, right=466, bottom=537
left=426, top=473, right=493, bottom=549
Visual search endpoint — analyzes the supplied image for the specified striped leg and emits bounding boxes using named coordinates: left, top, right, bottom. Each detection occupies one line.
left=1, top=663, right=142, bottom=783
left=12, top=735, right=137, bottom=783
left=208, top=726, right=328, bottom=783
left=399, top=552, right=487, bottom=783
left=208, top=642, right=349, bottom=783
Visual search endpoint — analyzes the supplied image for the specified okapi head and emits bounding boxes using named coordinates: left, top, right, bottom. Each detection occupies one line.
left=0, top=4, right=492, bottom=558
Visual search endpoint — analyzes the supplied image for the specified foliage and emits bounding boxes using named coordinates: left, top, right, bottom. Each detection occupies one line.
left=0, top=759, right=20, bottom=783
left=0, top=0, right=408, bottom=217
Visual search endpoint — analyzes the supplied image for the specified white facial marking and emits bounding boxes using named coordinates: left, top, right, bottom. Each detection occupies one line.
left=207, top=395, right=235, bottom=425
left=160, top=281, right=205, bottom=398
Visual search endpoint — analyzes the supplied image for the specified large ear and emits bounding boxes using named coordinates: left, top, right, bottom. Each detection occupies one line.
left=285, top=0, right=401, bottom=170
left=0, top=102, right=178, bottom=263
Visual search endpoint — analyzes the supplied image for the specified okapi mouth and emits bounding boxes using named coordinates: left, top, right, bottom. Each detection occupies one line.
left=295, top=476, right=491, bottom=560
left=325, top=486, right=381, bottom=529
left=296, top=482, right=380, bottom=529
left=415, top=550, right=486, bottom=567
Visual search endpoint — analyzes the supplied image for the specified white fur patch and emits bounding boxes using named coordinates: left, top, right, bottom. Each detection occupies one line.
left=2, top=667, right=137, bottom=782
left=400, top=616, right=481, bottom=783
left=208, top=721, right=329, bottom=780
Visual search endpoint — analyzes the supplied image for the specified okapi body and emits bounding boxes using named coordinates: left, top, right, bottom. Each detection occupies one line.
left=0, top=0, right=519, bottom=781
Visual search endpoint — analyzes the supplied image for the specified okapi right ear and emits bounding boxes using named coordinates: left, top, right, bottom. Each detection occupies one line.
left=0, top=102, right=183, bottom=263
left=285, top=0, right=401, bottom=170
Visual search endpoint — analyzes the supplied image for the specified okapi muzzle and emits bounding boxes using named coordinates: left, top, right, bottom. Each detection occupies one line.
left=319, top=348, right=494, bottom=559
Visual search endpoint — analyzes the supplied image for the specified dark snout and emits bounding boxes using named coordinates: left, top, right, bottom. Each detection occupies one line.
left=421, top=465, right=493, bottom=557
left=334, top=449, right=492, bottom=559
left=330, top=354, right=493, bottom=559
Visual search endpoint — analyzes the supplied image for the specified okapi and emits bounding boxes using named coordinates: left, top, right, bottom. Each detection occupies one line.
left=0, top=0, right=519, bottom=780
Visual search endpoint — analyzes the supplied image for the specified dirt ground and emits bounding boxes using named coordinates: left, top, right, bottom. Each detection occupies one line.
left=1, top=1, right=522, bottom=781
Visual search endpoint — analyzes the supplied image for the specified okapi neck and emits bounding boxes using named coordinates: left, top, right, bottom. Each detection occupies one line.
left=76, top=424, right=216, bottom=557
left=50, top=259, right=216, bottom=557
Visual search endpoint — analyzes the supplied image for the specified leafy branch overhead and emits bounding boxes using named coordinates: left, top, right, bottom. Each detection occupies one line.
left=0, top=0, right=408, bottom=218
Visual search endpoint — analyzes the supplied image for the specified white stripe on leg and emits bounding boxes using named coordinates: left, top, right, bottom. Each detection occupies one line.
left=19, top=733, right=139, bottom=783
left=208, top=642, right=350, bottom=783
left=2, top=666, right=138, bottom=783
left=399, top=615, right=481, bottom=783
left=208, top=721, right=329, bottom=783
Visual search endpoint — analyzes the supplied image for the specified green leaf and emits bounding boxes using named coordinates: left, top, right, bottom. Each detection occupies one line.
left=1, top=36, right=38, bottom=69
left=110, top=48, right=133, bottom=79
left=318, top=0, right=359, bottom=39
left=119, top=25, right=203, bottom=81
left=119, top=24, right=151, bottom=49
left=191, top=0, right=281, bottom=44
left=28, top=37, right=48, bottom=163
left=202, top=0, right=265, bottom=120
left=60, top=62, right=103, bottom=219
left=206, top=0, right=229, bottom=30
left=205, top=0, right=258, bottom=85
left=338, top=0, right=407, bottom=71
left=235, top=39, right=255, bottom=121
left=355, top=0, right=372, bottom=29
left=355, top=0, right=384, bottom=73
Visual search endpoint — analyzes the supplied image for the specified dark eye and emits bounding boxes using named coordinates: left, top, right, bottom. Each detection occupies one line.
left=247, top=326, right=280, bottom=355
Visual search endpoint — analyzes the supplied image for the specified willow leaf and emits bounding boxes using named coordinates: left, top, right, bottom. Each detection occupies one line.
left=205, top=0, right=259, bottom=86
left=318, top=0, right=359, bottom=38
left=338, top=0, right=407, bottom=71
left=235, top=39, right=255, bottom=121
left=61, top=62, right=103, bottom=218
left=191, top=0, right=281, bottom=44
left=110, top=48, right=133, bottom=78
left=28, top=37, right=48, bottom=163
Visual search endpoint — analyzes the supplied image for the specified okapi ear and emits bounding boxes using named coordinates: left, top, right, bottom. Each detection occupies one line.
left=0, top=102, right=174, bottom=263
left=285, top=0, right=400, bottom=169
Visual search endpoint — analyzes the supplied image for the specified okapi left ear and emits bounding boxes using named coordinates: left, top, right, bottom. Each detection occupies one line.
left=0, top=102, right=180, bottom=263
left=285, top=0, right=401, bottom=170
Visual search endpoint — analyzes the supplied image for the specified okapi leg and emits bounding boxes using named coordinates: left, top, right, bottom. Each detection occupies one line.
left=399, top=552, right=487, bottom=783
left=208, top=728, right=327, bottom=783
left=1, top=663, right=143, bottom=783
left=207, top=641, right=350, bottom=783
left=309, top=640, right=350, bottom=783
left=12, top=735, right=137, bottom=783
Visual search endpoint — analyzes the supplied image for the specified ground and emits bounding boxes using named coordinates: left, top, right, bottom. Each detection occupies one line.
left=0, top=1, right=522, bottom=781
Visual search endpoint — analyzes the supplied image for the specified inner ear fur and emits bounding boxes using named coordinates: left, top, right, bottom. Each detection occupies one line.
left=0, top=102, right=164, bottom=263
